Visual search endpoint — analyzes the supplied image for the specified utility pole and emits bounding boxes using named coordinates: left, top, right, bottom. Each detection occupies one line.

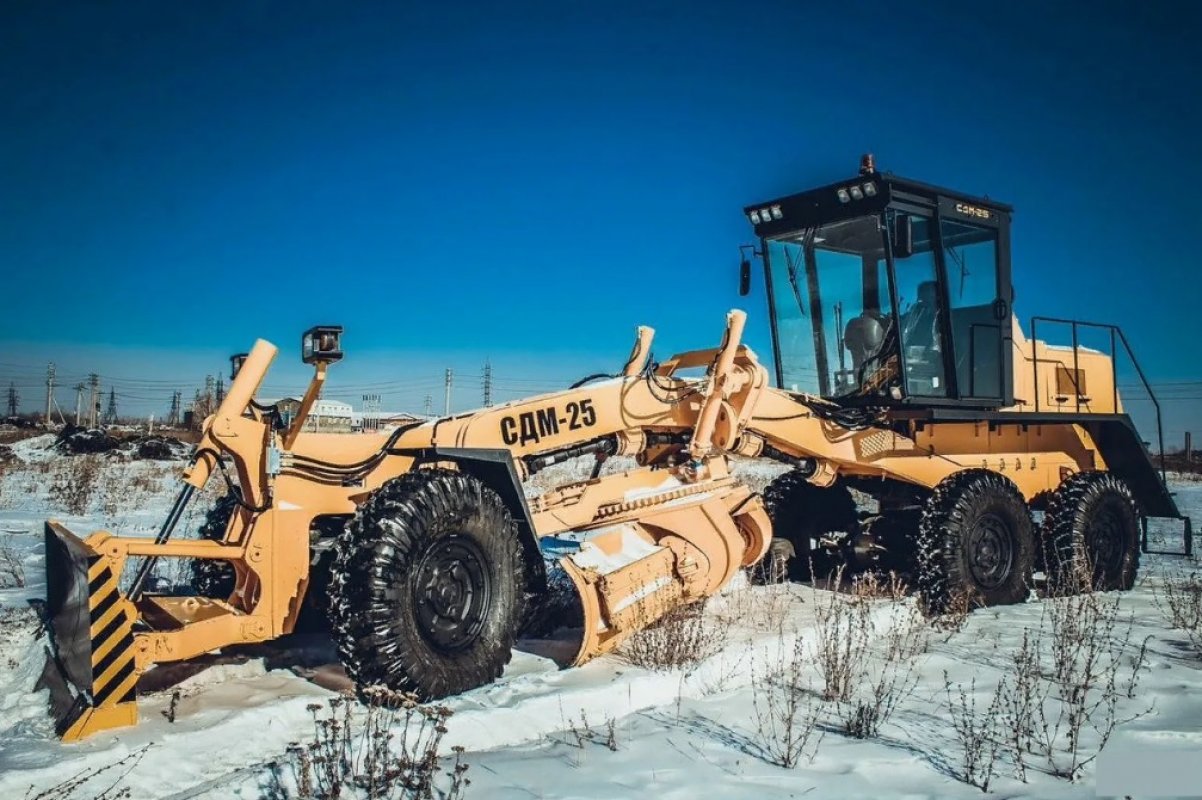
left=5, top=382, right=18, bottom=418
left=168, top=391, right=181, bottom=427
left=482, top=361, right=493, bottom=407
left=423, top=393, right=432, bottom=418
left=87, top=373, right=100, bottom=428
left=1187, top=431, right=1193, bottom=464
left=74, top=384, right=85, bottom=426
left=104, top=388, right=118, bottom=426
left=44, top=362, right=56, bottom=427
left=444, top=368, right=453, bottom=416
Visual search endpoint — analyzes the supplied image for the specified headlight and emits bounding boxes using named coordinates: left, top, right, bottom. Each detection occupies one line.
left=301, top=325, right=344, bottom=365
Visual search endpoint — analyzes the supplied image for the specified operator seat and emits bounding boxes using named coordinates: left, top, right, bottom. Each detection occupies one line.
left=844, top=312, right=886, bottom=372
left=903, top=280, right=941, bottom=354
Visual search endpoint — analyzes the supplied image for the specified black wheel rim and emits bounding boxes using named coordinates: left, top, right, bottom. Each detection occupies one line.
left=412, top=534, right=492, bottom=653
left=1087, top=506, right=1125, bottom=581
left=967, top=511, right=1016, bottom=590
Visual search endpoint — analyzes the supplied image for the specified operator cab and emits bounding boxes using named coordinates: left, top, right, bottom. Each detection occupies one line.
left=744, top=155, right=1014, bottom=409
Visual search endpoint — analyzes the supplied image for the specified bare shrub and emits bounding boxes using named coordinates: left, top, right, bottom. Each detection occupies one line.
left=944, top=589, right=1151, bottom=787
left=713, top=577, right=796, bottom=636
left=0, top=533, right=25, bottom=588
left=996, top=629, right=1043, bottom=781
left=1154, top=566, right=1202, bottom=656
left=851, top=570, right=908, bottom=602
left=23, top=745, right=150, bottom=799
left=266, top=688, right=469, bottom=800
left=841, top=599, right=927, bottom=739
left=0, top=605, right=37, bottom=669
left=1038, top=589, right=1150, bottom=779
left=621, top=600, right=728, bottom=671
left=557, top=708, right=619, bottom=751
left=930, top=585, right=980, bottom=635
left=808, top=571, right=927, bottom=739
left=749, top=635, right=826, bottom=768
left=98, top=464, right=125, bottom=518
left=49, top=455, right=102, bottom=515
left=810, top=569, right=872, bottom=702
left=945, top=674, right=1003, bottom=792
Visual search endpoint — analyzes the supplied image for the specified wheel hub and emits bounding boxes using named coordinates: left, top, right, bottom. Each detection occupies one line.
left=967, top=512, right=1015, bottom=590
left=413, top=535, right=492, bottom=653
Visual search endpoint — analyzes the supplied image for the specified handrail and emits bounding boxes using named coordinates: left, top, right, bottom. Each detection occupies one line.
left=1030, top=316, right=1167, bottom=486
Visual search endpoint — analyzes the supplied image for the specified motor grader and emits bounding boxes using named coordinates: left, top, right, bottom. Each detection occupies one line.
left=40, top=157, right=1190, bottom=742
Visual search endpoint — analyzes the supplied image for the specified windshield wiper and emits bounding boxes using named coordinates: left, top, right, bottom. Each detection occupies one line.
left=784, top=239, right=809, bottom=318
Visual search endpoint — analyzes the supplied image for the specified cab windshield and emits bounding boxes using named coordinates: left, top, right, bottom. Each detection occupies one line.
left=765, top=215, right=898, bottom=398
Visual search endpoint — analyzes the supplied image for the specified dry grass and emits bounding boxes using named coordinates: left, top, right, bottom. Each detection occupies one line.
left=942, top=585, right=1151, bottom=788
left=556, top=708, right=619, bottom=751
left=0, top=533, right=25, bottom=588
left=621, top=600, right=729, bottom=671
left=1153, top=566, right=1202, bottom=657
left=749, top=635, right=826, bottom=768
left=265, top=687, right=469, bottom=800
left=944, top=673, right=1004, bottom=791
left=48, top=454, right=103, bottom=515
left=23, top=746, right=150, bottom=799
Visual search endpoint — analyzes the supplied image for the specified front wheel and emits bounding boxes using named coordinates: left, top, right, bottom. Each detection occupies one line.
left=916, top=469, right=1035, bottom=614
left=327, top=469, right=528, bottom=700
left=758, top=470, right=858, bottom=582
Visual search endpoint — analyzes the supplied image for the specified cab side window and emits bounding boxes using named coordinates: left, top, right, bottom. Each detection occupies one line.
left=941, top=219, right=1002, bottom=398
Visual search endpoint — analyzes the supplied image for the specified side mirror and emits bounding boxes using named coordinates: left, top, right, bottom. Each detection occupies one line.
left=739, top=259, right=752, bottom=296
left=892, top=214, right=913, bottom=259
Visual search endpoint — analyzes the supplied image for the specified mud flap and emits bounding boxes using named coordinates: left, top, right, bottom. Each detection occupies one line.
left=37, top=521, right=139, bottom=741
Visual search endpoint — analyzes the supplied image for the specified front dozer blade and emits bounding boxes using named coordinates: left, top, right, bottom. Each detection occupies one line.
left=37, top=521, right=139, bottom=741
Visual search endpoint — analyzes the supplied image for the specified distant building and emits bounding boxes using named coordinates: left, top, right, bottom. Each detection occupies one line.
left=352, top=411, right=429, bottom=432
left=268, top=397, right=355, bottom=433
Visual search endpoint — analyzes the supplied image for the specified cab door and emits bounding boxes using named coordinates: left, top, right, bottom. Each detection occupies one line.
left=935, top=200, right=1012, bottom=405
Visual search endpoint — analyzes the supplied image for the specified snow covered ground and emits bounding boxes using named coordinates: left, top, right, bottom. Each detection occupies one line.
left=0, top=434, right=1199, bottom=798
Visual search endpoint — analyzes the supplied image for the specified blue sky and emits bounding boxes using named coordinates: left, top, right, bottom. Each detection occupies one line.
left=1, top=1, right=1199, bottom=438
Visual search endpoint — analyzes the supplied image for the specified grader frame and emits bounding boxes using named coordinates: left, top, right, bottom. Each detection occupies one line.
left=41, top=158, right=1188, bottom=743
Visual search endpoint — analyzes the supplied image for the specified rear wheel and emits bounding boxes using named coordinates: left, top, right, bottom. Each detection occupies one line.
left=1041, top=471, right=1139, bottom=593
left=327, top=469, right=527, bottom=699
left=916, top=469, right=1034, bottom=614
left=759, top=470, right=858, bottom=582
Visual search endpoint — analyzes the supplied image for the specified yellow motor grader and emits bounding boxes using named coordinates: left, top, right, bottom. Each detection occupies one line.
left=40, top=157, right=1190, bottom=741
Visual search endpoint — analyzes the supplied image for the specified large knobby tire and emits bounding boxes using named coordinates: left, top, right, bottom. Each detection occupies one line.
left=190, top=493, right=238, bottom=597
left=327, top=469, right=527, bottom=700
left=1041, top=471, right=1140, bottom=593
left=916, top=469, right=1034, bottom=614
left=759, top=470, right=858, bottom=582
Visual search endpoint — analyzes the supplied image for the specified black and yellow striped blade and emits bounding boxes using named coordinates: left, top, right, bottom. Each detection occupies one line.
left=39, top=521, right=139, bottom=741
